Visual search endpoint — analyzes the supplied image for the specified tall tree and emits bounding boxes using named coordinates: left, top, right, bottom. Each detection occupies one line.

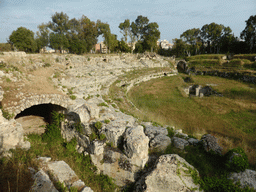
left=241, top=15, right=256, bottom=53
left=48, top=12, right=70, bottom=52
left=97, top=21, right=117, bottom=53
left=143, top=22, right=160, bottom=52
left=119, top=19, right=130, bottom=43
left=171, top=38, right=187, bottom=57
left=49, top=33, right=69, bottom=53
left=180, top=28, right=201, bottom=55
left=35, top=23, right=49, bottom=52
left=9, top=27, right=37, bottom=53
left=131, top=15, right=149, bottom=41
left=201, top=23, right=224, bottom=53
left=48, top=12, right=70, bottom=34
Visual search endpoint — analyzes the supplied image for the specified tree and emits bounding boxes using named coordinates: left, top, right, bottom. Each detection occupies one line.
left=171, top=38, right=187, bottom=58
left=201, top=23, right=224, bottom=53
left=35, top=23, right=49, bottom=52
left=97, top=21, right=117, bottom=53
left=131, top=15, right=149, bottom=41
left=119, top=19, right=130, bottom=43
left=67, top=16, right=98, bottom=54
left=48, top=12, right=70, bottom=52
left=48, top=12, right=70, bottom=34
left=49, top=33, right=69, bottom=52
left=131, top=15, right=160, bottom=53
left=241, top=15, right=256, bottom=53
left=9, top=27, right=37, bottom=53
left=143, top=22, right=160, bottom=52
left=180, top=28, right=201, bottom=55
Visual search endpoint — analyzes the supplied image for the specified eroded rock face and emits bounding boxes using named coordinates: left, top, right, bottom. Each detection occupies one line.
left=0, top=110, right=30, bottom=153
left=123, top=125, right=149, bottom=168
left=228, top=169, right=256, bottom=190
left=200, top=134, right=222, bottom=155
left=135, top=154, right=201, bottom=192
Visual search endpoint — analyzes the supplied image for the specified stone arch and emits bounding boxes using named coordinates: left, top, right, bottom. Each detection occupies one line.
left=7, top=94, right=72, bottom=118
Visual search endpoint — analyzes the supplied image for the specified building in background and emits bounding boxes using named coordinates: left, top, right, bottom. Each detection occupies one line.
left=158, top=40, right=173, bottom=50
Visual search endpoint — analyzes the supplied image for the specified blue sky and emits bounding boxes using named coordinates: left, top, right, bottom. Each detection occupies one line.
left=0, top=0, right=255, bottom=43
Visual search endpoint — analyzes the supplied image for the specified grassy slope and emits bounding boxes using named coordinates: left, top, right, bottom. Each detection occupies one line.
left=126, top=74, right=256, bottom=164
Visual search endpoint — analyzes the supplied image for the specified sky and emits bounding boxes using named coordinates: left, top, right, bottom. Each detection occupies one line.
left=0, top=0, right=255, bottom=44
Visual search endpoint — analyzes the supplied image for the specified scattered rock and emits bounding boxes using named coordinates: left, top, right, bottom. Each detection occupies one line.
left=200, top=134, right=222, bottom=155
left=188, top=138, right=199, bottom=145
left=89, top=140, right=105, bottom=155
left=172, top=137, right=189, bottom=150
left=31, top=169, right=58, bottom=192
left=149, top=135, right=171, bottom=151
left=135, top=154, right=201, bottom=192
left=228, top=169, right=256, bottom=190
left=47, top=160, right=78, bottom=188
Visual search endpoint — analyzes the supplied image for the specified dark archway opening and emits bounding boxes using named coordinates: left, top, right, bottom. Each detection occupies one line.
left=15, top=103, right=67, bottom=135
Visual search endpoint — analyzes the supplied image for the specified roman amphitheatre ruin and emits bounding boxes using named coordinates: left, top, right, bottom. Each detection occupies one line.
left=0, top=52, right=256, bottom=191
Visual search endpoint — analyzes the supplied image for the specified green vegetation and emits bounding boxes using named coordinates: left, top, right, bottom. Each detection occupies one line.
left=225, top=147, right=249, bottom=172
left=9, top=27, right=37, bottom=53
left=94, top=121, right=102, bottom=130
left=69, top=95, right=76, bottom=100
left=98, top=102, right=109, bottom=107
left=104, top=119, right=110, bottom=124
left=109, top=70, right=256, bottom=166
left=163, top=143, right=254, bottom=191
left=0, top=111, right=116, bottom=192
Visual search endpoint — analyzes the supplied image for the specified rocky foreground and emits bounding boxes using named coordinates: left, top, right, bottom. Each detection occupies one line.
left=0, top=52, right=256, bottom=191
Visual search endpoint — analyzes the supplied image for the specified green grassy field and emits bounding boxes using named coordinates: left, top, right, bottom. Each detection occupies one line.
left=110, top=72, right=256, bottom=165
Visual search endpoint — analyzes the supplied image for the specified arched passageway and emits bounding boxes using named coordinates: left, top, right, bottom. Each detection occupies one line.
left=15, top=103, right=67, bottom=135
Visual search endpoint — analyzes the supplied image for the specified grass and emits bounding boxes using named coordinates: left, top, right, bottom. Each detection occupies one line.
left=185, top=54, right=225, bottom=61
left=110, top=72, right=256, bottom=165
left=0, top=112, right=117, bottom=192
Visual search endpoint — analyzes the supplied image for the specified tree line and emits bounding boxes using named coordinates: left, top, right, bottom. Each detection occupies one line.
left=159, top=15, right=256, bottom=57
left=5, top=13, right=256, bottom=56
left=7, top=12, right=160, bottom=54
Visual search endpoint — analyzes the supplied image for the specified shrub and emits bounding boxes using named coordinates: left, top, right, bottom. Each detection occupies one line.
left=89, top=132, right=97, bottom=141
left=95, top=121, right=102, bottom=129
left=99, top=133, right=106, bottom=141
left=167, top=127, right=175, bottom=138
left=225, top=147, right=249, bottom=172
left=70, top=95, right=76, bottom=100
left=104, top=119, right=110, bottom=124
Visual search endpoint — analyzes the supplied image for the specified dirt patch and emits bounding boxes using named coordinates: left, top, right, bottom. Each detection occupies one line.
left=16, top=115, right=47, bottom=135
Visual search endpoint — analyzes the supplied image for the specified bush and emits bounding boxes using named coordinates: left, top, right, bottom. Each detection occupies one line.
left=95, top=121, right=102, bottom=129
left=225, top=147, right=249, bottom=172
left=167, top=127, right=175, bottom=138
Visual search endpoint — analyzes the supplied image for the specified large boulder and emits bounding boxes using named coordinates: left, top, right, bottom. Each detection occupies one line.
left=200, top=134, right=222, bottom=155
left=123, top=126, right=149, bottom=167
left=135, top=154, right=201, bottom=192
left=228, top=169, right=256, bottom=190
left=0, top=112, right=30, bottom=153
